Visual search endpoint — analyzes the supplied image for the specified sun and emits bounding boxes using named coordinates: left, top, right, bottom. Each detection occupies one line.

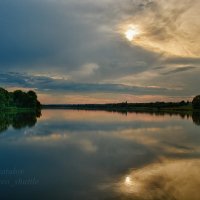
left=125, top=26, right=139, bottom=41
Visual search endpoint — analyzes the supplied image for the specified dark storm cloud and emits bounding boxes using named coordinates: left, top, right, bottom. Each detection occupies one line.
left=0, top=0, right=157, bottom=78
left=0, top=0, right=104, bottom=68
left=0, top=0, right=95, bottom=69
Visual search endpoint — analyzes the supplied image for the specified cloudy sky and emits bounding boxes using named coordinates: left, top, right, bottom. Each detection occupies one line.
left=0, top=0, right=199, bottom=103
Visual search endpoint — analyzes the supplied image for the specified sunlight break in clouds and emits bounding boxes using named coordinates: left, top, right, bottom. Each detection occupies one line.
left=120, top=0, right=200, bottom=58
left=124, top=24, right=140, bottom=41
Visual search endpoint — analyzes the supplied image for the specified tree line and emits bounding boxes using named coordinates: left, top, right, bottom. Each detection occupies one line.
left=0, top=87, right=41, bottom=109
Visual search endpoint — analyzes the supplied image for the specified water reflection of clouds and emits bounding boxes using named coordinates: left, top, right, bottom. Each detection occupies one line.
left=111, top=126, right=200, bottom=156
left=23, top=131, right=98, bottom=153
left=115, top=159, right=200, bottom=200
left=3, top=110, right=200, bottom=161
left=0, top=110, right=199, bottom=199
left=36, top=111, right=199, bottom=200
left=39, top=110, right=186, bottom=123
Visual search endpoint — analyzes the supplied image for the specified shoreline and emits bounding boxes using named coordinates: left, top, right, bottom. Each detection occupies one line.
left=41, top=103, right=200, bottom=115
left=0, top=107, right=41, bottom=115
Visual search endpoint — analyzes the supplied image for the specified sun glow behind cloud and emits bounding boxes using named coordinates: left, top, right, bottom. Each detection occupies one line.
left=125, top=25, right=140, bottom=41
left=120, top=0, right=200, bottom=58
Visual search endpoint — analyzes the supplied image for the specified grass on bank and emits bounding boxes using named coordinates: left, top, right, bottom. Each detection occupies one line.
left=0, top=107, right=39, bottom=114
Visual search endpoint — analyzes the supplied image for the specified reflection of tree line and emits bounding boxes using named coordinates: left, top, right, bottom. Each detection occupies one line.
left=0, top=110, right=41, bottom=133
left=43, top=95, right=200, bottom=126
left=0, top=109, right=199, bottom=134
left=146, top=111, right=200, bottom=126
left=100, top=110, right=200, bottom=126
left=143, top=111, right=200, bottom=126
left=192, top=112, right=200, bottom=126
left=144, top=111, right=200, bottom=126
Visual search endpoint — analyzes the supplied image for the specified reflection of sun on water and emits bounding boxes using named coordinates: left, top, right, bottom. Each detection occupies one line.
left=121, top=175, right=139, bottom=194
left=115, top=160, right=200, bottom=200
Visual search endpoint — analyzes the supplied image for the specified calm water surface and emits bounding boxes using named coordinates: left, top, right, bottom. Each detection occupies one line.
left=0, top=110, right=200, bottom=200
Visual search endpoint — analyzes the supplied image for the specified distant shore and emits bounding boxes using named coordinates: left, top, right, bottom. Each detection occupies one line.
left=42, top=102, right=200, bottom=113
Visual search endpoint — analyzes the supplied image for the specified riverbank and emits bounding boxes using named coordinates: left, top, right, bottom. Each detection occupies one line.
left=42, top=102, right=199, bottom=113
left=0, top=107, right=40, bottom=114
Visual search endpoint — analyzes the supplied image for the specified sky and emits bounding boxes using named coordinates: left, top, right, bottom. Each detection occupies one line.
left=0, top=0, right=199, bottom=104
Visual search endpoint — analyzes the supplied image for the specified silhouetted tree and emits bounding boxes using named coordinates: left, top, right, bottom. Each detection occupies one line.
left=192, top=95, right=200, bottom=109
left=0, top=88, right=9, bottom=107
left=0, top=88, right=41, bottom=109
left=27, top=90, right=41, bottom=109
